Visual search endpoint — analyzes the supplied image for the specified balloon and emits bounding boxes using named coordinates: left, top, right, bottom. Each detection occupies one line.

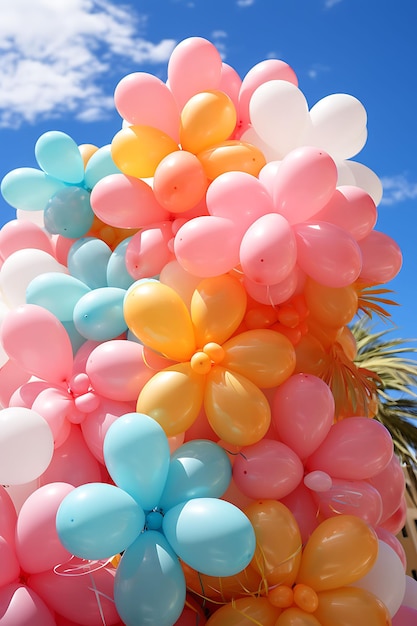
left=162, top=497, right=256, bottom=576
left=281, top=483, right=321, bottom=545
left=313, top=478, right=383, bottom=526
left=167, top=36, right=223, bottom=109
left=243, top=266, right=300, bottom=306
left=56, top=482, right=145, bottom=559
left=159, top=440, right=232, bottom=510
left=103, top=412, right=171, bottom=510
left=0, top=535, right=20, bottom=587
left=244, top=500, right=302, bottom=586
left=206, top=597, right=282, bottom=626
left=233, top=439, right=303, bottom=500
left=67, top=237, right=112, bottom=289
left=0, top=484, right=18, bottom=545
left=0, top=219, right=54, bottom=261
left=402, top=575, right=417, bottom=610
left=1, top=304, right=74, bottom=382
left=197, top=140, right=266, bottom=179
left=26, top=272, right=91, bottom=321
left=90, top=173, right=169, bottom=229
left=313, top=587, right=391, bottom=626
left=174, top=594, right=207, bottom=625
left=31, top=386, right=73, bottom=447
left=347, top=160, right=383, bottom=205
left=272, top=373, right=335, bottom=460
left=153, top=150, right=208, bottom=213
left=35, top=131, right=85, bottom=184
left=375, top=527, right=407, bottom=571
left=393, top=605, right=417, bottom=626
left=314, top=185, right=377, bottom=241
left=1, top=166, right=66, bottom=212
left=44, top=186, right=94, bottom=239
left=15, top=482, right=74, bottom=574
left=84, top=144, right=121, bottom=189
left=358, top=230, right=403, bottom=283
left=114, top=530, right=186, bottom=626
left=73, top=287, right=127, bottom=341
left=304, top=278, right=359, bottom=329
left=111, top=124, right=179, bottom=179
left=296, top=515, right=378, bottom=591
left=180, top=90, right=237, bottom=154
left=124, top=221, right=174, bottom=280
left=219, top=61, right=242, bottom=112
left=306, top=417, right=393, bottom=480
left=0, top=407, right=54, bottom=485
left=0, top=583, right=56, bottom=626
left=114, top=72, right=181, bottom=141
left=106, top=237, right=136, bottom=289
left=368, top=454, right=406, bottom=522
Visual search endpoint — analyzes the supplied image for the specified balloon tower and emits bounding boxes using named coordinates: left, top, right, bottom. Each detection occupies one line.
left=0, top=36, right=413, bottom=625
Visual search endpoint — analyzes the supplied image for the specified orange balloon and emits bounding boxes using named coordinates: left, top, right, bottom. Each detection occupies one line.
left=314, top=587, right=392, bottom=626
left=244, top=500, right=302, bottom=587
left=296, top=515, right=378, bottom=592
left=222, top=329, right=296, bottom=389
left=78, top=143, right=99, bottom=166
left=198, top=140, right=267, bottom=180
left=111, top=124, right=179, bottom=178
left=124, top=281, right=196, bottom=362
left=136, top=362, right=205, bottom=437
left=180, top=90, right=237, bottom=154
left=293, top=333, right=327, bottom=377
left=304, top=278, right=359, bottom=329
left=276, top=607, right=322, bottom=626
left=206, top=597, right=281, bottom=626
left=153, top=150, right=208, bottom=213
left=191, top=275, right=247, bottom=347
left=181, top=560, right=263, bottom=603
left=205, top=366, right=271, bottom=446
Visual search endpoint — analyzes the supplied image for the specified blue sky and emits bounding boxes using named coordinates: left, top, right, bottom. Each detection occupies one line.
left=1, top=0, right=416, bottom=342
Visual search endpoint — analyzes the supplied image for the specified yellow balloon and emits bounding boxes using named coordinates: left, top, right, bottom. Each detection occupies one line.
left=136, top=362, right=205, bottom=437
left=198, top=140, right=267, bottom=180
left=296, top=515, right=378, bottom=592
left=205, top=366, right=271, bottom=446
left=276, top=608, right=322, bottom=626
left=191, top=274, right=247, bottom=347
left=222, top=329, right=296, bottom=389
left=181, top=560, right=263, bottom=604
left=78, top=143, right=99, bottom=167
left=180, top=90, right=237, bottom=154
left=244, top=500, right=302, bottom=587
left=314, top=587, right=392, bottom=626
left=111, top=124, right=179, bottom=178
left=206, top=597, right=281, bottom=626
left=124, top=281, right=196, bottom=362
left=304, top=278, right=359, bottom=329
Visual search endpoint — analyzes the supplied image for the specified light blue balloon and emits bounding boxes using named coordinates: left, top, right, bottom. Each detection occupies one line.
left=104, top=413, right=170, bottom=511
left=73, top=286, right=127, bottom=340
left=159, top=440, right=232, bottom=511
left=26, top=272, right=91, bottom=321
left=162, top=498, right=256, bottom=577
left=106, top=237, right=135, bottom=289
left=114, top=530, right=186, bottom=626
left=44, top=186, right=94, bottom=238
left=84, top=144, right=121, bottom=190
left=1, top=167, right=66, bottom=211
left=35, top=130, right=85, bottom=184
left=56, top=482, right=145, bottom=560
left=68, top=237, right=112, bottom=289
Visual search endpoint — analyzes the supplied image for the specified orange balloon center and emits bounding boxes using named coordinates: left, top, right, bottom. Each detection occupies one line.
left=190, top=343, right=225, bottom=374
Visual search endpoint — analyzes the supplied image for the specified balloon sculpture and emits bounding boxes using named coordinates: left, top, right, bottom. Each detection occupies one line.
left=0, top=35, right=412, bottom=625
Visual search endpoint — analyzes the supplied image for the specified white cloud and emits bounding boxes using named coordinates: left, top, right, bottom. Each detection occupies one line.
left=380, top=175, right=417, bottom=205
left=211, top=30, right=228, bottom=59
left=236, top=0, right=255, bottom=7
left=0, top=0, right=177, bottom=128
left=324, top=0, right=343, bottom=7
left=307, top=63, right=331, bottom=79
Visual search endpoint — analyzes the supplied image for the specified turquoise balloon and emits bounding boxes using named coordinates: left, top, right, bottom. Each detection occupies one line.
left=26, top=272, right=91, bottom=321
left=56, top=482, right=145, bottom=560
left=104, top=413, right=170, bottom=511
left=1, top=167, right=66, bottom=211
left=68, top=237, right=112, bottom=289
left=107, top=237, right=135, bottom=289
left=162, top=498, right=256, bottom=577
left=35, top=131, right=85, bottom=184
left=159, top=440, right=232, bottom=511
left=44, top=187, right=94, bottom=238
left=73, top=286, right=127, bottom=340
left=114, top=530, right=186, bottom=626
left=84, top=144, right=121, bottom=190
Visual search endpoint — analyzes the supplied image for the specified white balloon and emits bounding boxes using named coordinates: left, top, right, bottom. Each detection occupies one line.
left=239, top=126, right=282, bottom=162
left=403, top=575, right=417, bottom=610
left=4, top=478, right=40, bottom=514
left=0, top=407, right=54, bottom=485
left=346, top=161, right=384, bottom=206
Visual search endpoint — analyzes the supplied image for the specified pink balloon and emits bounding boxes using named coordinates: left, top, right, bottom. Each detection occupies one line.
left=375, top=527, right=407, bottom=571
left=392, top=605, right=417, bottom=626
left=174, top=215, right=242, bottom=277
left=206, top=171, right=275, bottom=234
left=293, top=221, right=362, bottom=287
left=28, top=560, right=119, bottom=626
left=379, top=496, right=407, bottom=535
left=280, top=483, right=320, bottom=544
left=0, top=358, right=31, bottom=407
left=219, top=62, right=242, bottom=117
left=272, top=373, right=335, bottom=460
left=167, top=37, right=223, bottom=109
left=358, top=230, right=403, bottom=284
left=90, top=173, right=169, bottom=229
left=0, top=536, right=20, bottom=587
left=306, top=417, right=393, bottom=480
left=239, top=213, right=297, bottom=285
left=31, top=386, right=73, bottom=448
left=233, top=439, right=303, bottom=500
left=314, top=185, right=377, bottom=241
left=243, top=264, right=300, bottom=305
left=367, top=454, right=405, bottom=522
left=39, top=425, right=102, bottom=487
left=1, top=304, right=74, bottom=383
left=0, top=485, right=18, bottom=545
left=114, top=72, right=180, bottom=141
left=0, top=583, right=56, bottom=625
left=313, top=478, right=383, bottom=526
left=272, top=147, right=338, bottom=224
left=86, top=340, right=155, bottom=402
left=125, top=221, right=174, bottom=280
left=238, top=59, right=298, bottom=128
left=0, top=219, right=54, bottom=262
left=15, top=483, right=75, bottom=574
